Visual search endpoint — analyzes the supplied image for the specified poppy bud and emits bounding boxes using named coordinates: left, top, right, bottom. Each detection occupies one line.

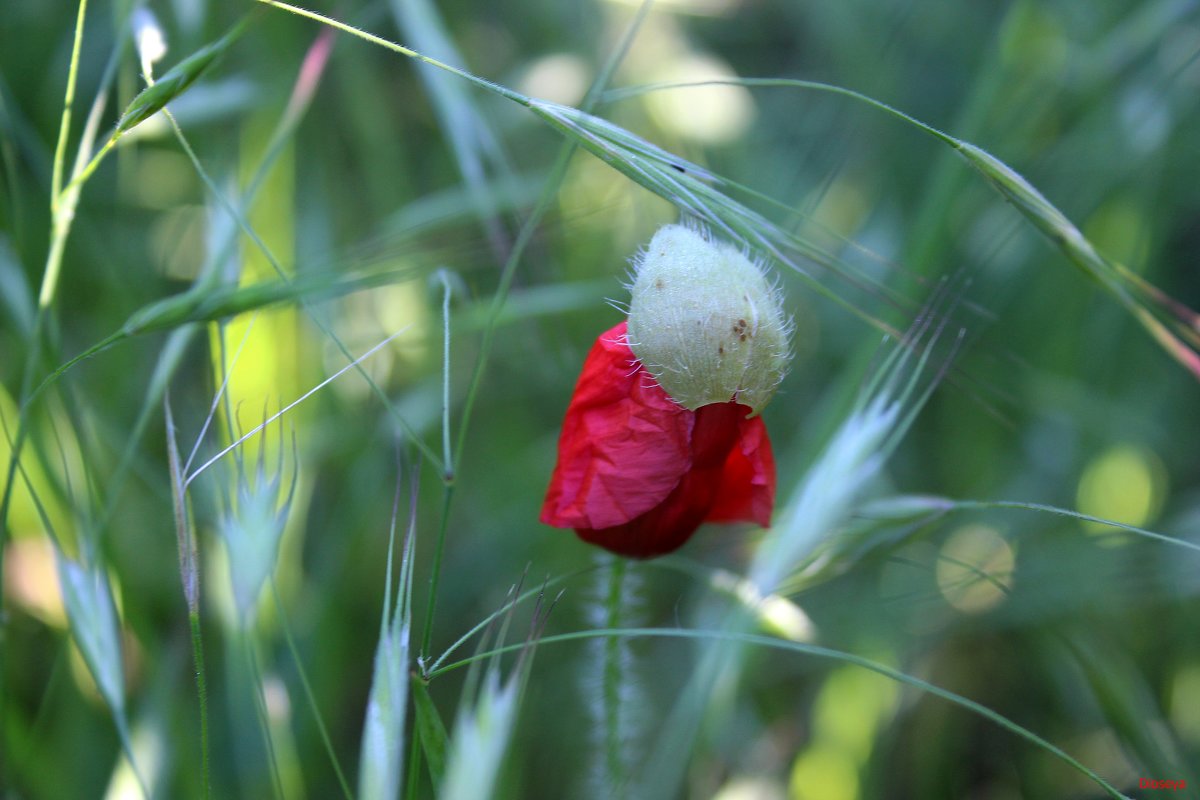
left=626, top=224, right=790, bottom=416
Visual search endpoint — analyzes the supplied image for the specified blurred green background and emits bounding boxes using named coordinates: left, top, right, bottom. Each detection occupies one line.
left=2, top=0, right=1199, bottom=797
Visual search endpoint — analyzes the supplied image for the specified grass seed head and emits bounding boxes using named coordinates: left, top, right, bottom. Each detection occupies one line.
left=57, top=554, right=126, bottom=716
left=220, top=433, right=297, bottom=625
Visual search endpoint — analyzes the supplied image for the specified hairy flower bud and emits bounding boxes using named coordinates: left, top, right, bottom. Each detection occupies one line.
left=626, top=224, right=791, bottom=415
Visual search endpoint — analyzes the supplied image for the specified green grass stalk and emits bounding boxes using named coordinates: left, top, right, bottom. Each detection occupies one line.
left=272, top=579, right=354, bottom=800
left=189, top=611, right=212, bottom=800
left=244, top=631, right=286, bottom=800
left=418, top=0, right=650, bottom=674
left=418, top=486, right=456, bottom=658
left=159, top=105, right=445, bottom=470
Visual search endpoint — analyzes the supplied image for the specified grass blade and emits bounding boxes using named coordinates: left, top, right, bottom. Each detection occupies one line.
left=409, top=677, right=448, bottom=789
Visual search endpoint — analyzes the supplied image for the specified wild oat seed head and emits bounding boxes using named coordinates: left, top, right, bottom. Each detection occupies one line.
left=626, top=223, right=791, bottom=415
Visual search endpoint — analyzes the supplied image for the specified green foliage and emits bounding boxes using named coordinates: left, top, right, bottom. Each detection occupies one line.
left=2, top=0, right=1198, bottom=798
left=410, top=677, right=449, bottom=789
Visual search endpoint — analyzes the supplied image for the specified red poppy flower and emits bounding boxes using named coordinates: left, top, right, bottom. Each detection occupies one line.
left=540, top=321, right=775, bottom=558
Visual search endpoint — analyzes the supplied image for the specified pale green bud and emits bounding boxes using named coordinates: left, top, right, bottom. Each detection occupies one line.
left=626, top=224, right=791, bottom=415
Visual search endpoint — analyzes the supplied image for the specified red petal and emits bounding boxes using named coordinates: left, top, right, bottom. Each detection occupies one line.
left=706, top=414, right=775, bottom=527
left=540, top=322, right=694, bottom=530
left=575, top=401, right=747, bottom=557
left=541, top=323, right=777, bottom=559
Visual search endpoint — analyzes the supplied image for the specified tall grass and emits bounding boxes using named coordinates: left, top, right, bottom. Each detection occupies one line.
left=1, top=0, right=1198, bottom=798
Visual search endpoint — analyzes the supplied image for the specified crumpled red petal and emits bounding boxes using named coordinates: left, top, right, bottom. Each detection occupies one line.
left=707, top=411, right=775, bottom=526
left=539, top=322, right=693, bottom=530
left=541, top=321, right=776, bottom=558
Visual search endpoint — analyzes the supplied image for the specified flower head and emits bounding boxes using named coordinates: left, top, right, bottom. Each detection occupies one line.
left=540, top=322, right=775, bottom=557
left=542, top=224, right=788, bottom=557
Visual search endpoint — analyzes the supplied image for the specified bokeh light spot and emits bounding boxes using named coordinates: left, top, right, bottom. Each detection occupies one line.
left=3, top=536, right=65, bottom=627
left=714, top=775, right=786, bottom=800
left=1084, top=196, right=1150, bottom=269
left=644, top=54, right=756, bottom=145
left=1076, top=444, right=1164, bottom=535
left=813, top=667, right=898, bottom=762
left=936, top=524, right=1014, bottom=613
left=1170, top=664, right=1200, bottom=745
left=519, top=53, right=591, bottom=106
left=789, top=744, right=858, bottom=800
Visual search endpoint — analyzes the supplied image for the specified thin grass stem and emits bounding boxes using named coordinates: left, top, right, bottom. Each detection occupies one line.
left=418, top=485, right=455, bottom=659
left=450, top=2, right=653, bottom=474
left=947, top=499, right=1200, bottom=555
left=438, top=272, right=453, bottom=479
left=426, top=567, right=595, bottom=676
left=186, top=327, right=410, bottom=487
left=0, top=0, right=104, bottom=752
left=420, top=0, right=651, bottom=676
left=604, top=77, right=1200, bottom=380
left=56, top=137, right=116, bottom=203
left=189, top=611, right=212, bottom=800
left=160, top=107, right=445, bottom=470
left=1, top=0, right=132, bottom=636
left=244, top=632, right=286, bottom=800
left=49, top=0, right=90, bottom=209
left=255, top=0, right=529, bottom=106
left=271, top=579, right=354, bottom=800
